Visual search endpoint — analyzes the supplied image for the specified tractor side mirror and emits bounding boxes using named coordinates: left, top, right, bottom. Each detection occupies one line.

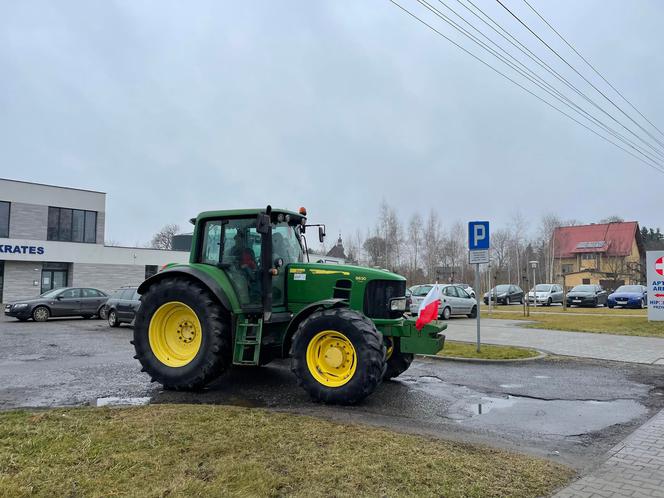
left=318, top=226, right=326, bottom=243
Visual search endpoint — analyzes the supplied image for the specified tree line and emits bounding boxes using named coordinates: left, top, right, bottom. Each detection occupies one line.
left=337, top=202, right=649, bottom=293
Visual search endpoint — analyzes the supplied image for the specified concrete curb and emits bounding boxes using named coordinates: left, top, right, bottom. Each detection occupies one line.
left=417, top=348, right=548, bottom=364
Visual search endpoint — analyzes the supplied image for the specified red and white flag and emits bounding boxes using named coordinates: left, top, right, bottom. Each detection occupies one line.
left=415, top=284, right=442, bottom=331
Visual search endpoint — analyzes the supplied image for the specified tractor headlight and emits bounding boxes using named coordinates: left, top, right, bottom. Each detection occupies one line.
left=389, top=298, right=407, bottom=312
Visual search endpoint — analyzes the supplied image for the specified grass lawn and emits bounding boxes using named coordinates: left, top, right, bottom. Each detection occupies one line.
left=438, top=340, right=540, bottom=360
left=482, top=311, right=664, bottom=338
left=0, top=405, right=573, bottom=498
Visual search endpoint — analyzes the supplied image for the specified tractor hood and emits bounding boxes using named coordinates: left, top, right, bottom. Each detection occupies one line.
left=292, top=262, right=405, bottom=282
left=286, top=262, right=407, bottom=317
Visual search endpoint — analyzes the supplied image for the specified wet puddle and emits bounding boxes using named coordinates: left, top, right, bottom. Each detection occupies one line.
left=447, top=394, right=647, bottom=436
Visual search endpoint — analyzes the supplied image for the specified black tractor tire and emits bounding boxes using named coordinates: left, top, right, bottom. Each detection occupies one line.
left=32, top=306, right=50, bottom=322
left=384, top=337, right=414, bottom=380
left=133, top=277, right=231, bottom=391
left=107, top=309, right=120, bottom=328
left=467, top=305, right=477, bottom=318
left=291, top=308, right=386, bottom=404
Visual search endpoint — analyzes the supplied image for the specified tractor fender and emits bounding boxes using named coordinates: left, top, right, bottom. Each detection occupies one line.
left=282, top=298, right=348, bottom=357
left=137, top=267, right=232, bottom=312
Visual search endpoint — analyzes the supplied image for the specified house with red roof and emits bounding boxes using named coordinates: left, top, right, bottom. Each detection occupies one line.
left=553, top=221, right=646, bottom=290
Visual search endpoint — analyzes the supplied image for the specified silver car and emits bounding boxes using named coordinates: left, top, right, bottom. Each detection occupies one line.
left=409, top=283, right=478, bottom=319
left=526, top=283, right=564, bottom=306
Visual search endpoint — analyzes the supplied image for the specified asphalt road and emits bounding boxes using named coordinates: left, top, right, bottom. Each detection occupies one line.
left=1, top=315, right=663, bottom=470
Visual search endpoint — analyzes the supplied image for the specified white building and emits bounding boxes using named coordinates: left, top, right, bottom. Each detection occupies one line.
left=0, top=178, right=189, bottom=303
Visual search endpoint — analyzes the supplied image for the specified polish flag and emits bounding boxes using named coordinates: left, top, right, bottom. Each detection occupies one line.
left=415, top=284, right=443, bottom=331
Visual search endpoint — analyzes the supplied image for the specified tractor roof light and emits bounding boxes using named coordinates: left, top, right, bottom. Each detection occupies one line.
left=299, top=207, right=307, bottom=216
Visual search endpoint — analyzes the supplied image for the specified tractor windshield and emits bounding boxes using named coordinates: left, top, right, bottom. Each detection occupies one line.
left=273, top=223, right=304, bottom=265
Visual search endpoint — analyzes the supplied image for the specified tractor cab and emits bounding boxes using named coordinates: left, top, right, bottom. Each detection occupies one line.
left=194, top=206, right=308, bottom=318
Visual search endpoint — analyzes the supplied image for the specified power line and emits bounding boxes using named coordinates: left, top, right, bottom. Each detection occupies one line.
left=495, top=0, right=664, bottom=155
left=425, top=0, right=664, bottom=166
left=521, top=0, right=664, bottom=141
left=386, top=0, right=664, bottom=174
left=449, top=0, right=664, bottom=163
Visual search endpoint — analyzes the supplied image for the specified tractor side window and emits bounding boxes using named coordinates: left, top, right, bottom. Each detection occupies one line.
left=272, top=225, right=304, bottom=265
left=201, top=220, right=223, bottom=265
left=221, top=220, right=262, bottom=307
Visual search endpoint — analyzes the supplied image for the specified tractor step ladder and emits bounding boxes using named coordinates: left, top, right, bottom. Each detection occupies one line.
left=233, top=316, right=263, bottom=365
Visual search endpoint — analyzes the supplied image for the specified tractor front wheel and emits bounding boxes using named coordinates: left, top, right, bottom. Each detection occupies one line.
left=133, top=278, right=231, bottom=391
left=383, top=337, right=414, bottom=380
left=291, top=308, right=386, bottom=404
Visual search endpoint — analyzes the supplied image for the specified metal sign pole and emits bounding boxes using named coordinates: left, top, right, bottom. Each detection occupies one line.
left=475, top=262, right=481, bottom=353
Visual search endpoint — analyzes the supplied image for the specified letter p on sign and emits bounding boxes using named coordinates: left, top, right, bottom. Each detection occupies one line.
left=469, top=221, right=490, bottom=250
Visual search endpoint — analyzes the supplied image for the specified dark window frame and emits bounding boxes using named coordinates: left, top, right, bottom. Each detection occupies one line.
left=0, top=200, right=10, bottom=238
left=145, top=265, right=159, bottom=279
left=47, top=206, right=97, bottom=243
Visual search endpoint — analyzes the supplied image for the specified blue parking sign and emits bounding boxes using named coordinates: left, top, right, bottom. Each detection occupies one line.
left=468, top=221, right=490, bottom=250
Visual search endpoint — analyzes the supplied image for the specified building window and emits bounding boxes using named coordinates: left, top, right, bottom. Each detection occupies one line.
left=582, top=278, right=591, bottom=285
left=47, top=207, right=97, bottom=243
left=0, top=201, right=9, bottom=238
left=145, top=265, right=159, bottom=279
left=562, top=264, right=573, bottom=274
left=581, top=253, right=596, bottom=260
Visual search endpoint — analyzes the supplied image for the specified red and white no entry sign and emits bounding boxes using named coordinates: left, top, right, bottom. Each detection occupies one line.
left=656, top=256, right=664, bottom=276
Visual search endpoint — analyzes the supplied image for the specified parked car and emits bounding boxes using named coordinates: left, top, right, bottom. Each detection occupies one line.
left=483, top=284, right=524, bottom=305
left=4, top=287, right=108, bottom=322
left=409, top=284, right=434, bottom=314
left=409, top=283, right=477, bottom=319
left=526, top=284, right=564, bottom=306
left=457, top=283, right=475, bottom=298
left=105, top=286, right=141, bottom=327
left=608, top=285, right=648, bottom=309
left=566, top=284, right=608, bottom=307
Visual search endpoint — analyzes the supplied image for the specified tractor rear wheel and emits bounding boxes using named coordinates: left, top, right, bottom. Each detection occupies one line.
left=291, top=308, right=386, bottom=404
left=133, top=278, right=231, bottom=391
left=383, top=337, right=414, bottom=380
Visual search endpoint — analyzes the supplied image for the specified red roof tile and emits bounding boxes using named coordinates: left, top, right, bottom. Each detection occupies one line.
left=553, top=222, right=639, bottom=258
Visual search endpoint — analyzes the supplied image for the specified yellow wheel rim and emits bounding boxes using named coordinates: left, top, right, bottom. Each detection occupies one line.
left=385, top=337, right=394, bottom=361
left=148, top=301, right=202, bottom=368
left=306, top=330, right=357, bottom=388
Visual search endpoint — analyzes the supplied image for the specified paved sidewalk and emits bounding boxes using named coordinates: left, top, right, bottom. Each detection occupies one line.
left=555, top=409, right=664, bottom=497
left=446, top=319, right=664, bottom=364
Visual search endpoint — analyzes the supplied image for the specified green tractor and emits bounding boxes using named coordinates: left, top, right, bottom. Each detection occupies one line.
left=133, top=206, right=446, bottom=404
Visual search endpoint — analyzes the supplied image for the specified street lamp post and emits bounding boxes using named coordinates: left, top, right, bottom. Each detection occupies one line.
left=529, top=260, right=539, bottom=308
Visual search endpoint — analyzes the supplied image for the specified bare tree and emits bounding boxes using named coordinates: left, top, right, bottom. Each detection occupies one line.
left=363, top=236, right=386, bottom=267
left=491, top=229, right=510, bottom=280
left=422, top=209, right=441, bottom=281
left=407, top=213, right=423, bottom=276
left=600, top=215, right=624, bottom=224
left=538, top=213, right=563, bottom=282
left=150, top=224, right=180, bottom=250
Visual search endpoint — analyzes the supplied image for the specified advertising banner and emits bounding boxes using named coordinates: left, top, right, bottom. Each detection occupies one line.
left=647, top=251, right=664, bottom=321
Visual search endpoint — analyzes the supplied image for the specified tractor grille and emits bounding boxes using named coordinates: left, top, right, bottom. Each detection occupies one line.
left=363, top=280, right=406, bottom=319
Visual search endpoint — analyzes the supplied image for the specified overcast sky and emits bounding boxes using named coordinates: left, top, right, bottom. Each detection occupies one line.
left=1, top=0, right=662, bottom=246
